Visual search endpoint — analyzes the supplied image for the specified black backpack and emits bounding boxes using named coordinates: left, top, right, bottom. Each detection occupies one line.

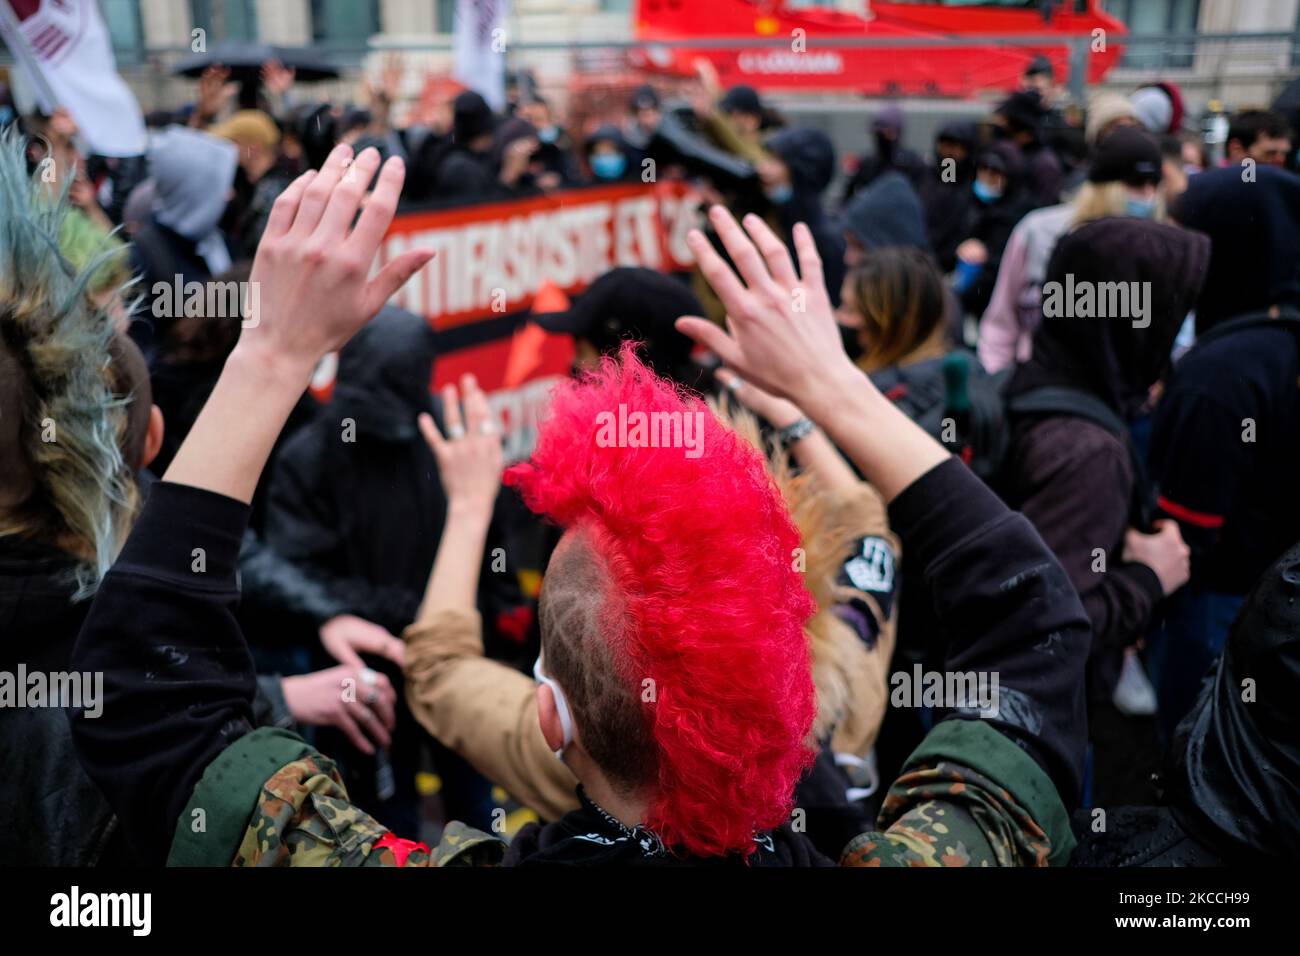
left=869, top=350, right=1010, bottom=483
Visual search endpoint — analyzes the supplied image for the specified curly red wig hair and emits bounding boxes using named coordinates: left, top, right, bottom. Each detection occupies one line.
left=505, top=345, right=817, bottom=858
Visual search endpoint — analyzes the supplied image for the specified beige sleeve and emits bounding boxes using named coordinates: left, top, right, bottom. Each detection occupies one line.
left=403, top=608, right=580, bottom=821
left=702, top=110, right=771, bottom=166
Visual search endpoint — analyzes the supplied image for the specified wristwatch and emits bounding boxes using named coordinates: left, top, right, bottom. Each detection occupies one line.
left=777, top=417, right=816, bottom=446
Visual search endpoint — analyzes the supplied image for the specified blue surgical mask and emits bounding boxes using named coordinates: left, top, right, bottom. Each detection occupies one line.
left=765, top=183, right=794, bottom=205
left=1125, top=195, right=1157, bottom=219
left=972, top=179, right=1002, bottom=204
left=533, top=657, right=574, bottom=757
left=538, top=125, right=559, bottom=144
left=590, top=152, right=627, bottom=180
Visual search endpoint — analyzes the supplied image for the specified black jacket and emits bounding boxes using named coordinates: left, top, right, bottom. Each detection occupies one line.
left=1004, top=218, right=1210, bottom=698
left=1150, top=314, right=1300, bottom=594
left=0, top=539, right=131, bottom=866
left=0, top=530, right=291, bottom=866
left=1073, top=537, right=1300, bottom=865
left=264, top=307, right=524, bottom=648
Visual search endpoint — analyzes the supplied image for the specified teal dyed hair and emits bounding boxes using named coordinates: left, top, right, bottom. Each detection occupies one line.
left=0, top=128, right=137, bottom=599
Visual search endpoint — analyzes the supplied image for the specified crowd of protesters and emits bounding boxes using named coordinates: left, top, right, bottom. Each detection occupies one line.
left=2, top=50, right=1299, bottom=869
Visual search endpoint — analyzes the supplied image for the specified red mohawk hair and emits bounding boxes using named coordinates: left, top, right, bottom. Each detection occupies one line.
left=506, top=345, right=817, bottom=858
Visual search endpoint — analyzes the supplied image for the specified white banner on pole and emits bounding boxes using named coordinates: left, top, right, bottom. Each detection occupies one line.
left=452, top=0, right=509, bottom=113
left=0, top=0, right=147, bottom=157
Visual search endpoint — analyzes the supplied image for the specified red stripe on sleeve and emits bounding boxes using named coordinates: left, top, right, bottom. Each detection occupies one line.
left=1157, top=495, right=1225, bottom=530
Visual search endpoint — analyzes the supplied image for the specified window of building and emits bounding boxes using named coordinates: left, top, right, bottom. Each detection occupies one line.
left=436, top=0, right=456, bottom=35
left=1103, top=0, right=1200, bottom=70
left=190, top=0, right=260, bottom=44
left=312, top=0, right=380, bottom=55
left=102, top=0, right=145, bottom=64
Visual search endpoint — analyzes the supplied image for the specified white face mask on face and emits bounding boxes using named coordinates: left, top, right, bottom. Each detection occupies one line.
left=534, top=656, right=575, bottom=758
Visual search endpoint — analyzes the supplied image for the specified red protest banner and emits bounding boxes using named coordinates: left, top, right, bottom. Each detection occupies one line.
left=309, top=180, right=701, bottom=462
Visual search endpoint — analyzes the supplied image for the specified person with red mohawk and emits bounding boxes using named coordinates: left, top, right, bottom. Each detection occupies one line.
left=70, top=147, right=1092, bottom=867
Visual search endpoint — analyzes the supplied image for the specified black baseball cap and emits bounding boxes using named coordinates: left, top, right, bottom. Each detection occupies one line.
left=533, top=268, right=701, bottom=377
left=1088, top=126, right=1163, bottom=186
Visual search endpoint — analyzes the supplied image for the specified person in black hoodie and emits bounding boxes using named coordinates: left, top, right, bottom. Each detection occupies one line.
left=1072, top=538, right=1300, bottom=865
left=71, top=161, right=1091, bottom=868
left=264, top=304, right=526, bottom=834
left=1003, top=217, right=1209, bottom=803
left=423, top=90, right=500, bottom=205
left=953, top=141, right=1037, bottom=319
left=840, top=169, right=930, bottom=270
left=584, top=124, right=639, bottom=184
left=841, top=105, right=927, bottom=201
left=760, top=127, right=846, bottom=306
left=993, top=90, right=1063, bottom=206
left=918, top=120, right=978, bottom=273
left=1145, top=166, right=1300, bottom=736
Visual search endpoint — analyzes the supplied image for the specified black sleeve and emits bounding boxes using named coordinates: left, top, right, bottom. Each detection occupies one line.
left=887, top=458, right=1092, bottom=807
left=70, top=482, right=259, bottom=865
left=237, top=528, right=348, bottom=634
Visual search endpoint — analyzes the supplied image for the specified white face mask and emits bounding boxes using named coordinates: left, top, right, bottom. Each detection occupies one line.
left=534, top=656, right=574, bottom=758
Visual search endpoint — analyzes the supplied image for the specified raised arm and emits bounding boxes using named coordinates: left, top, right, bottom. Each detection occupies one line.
left=676, top=206, right=1091, bottom=864
left=71, top=144, right=435, bottom=862
left=403, top=379, right=580, bottom=820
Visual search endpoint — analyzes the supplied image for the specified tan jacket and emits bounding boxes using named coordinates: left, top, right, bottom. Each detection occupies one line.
left=404, top=480, right=899, bottom=818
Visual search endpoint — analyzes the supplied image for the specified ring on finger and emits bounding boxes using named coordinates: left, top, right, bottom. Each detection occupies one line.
left=447, top=424, right=466, bottom=440
left=725, top=374, right=745, bottom=393
left=478, top=420, right=497, bottom=436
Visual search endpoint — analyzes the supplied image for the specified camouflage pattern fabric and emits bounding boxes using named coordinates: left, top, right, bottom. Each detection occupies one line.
left=839, top=759, right=1053, bottom=867
left=232, top=751, right=504, bottom=867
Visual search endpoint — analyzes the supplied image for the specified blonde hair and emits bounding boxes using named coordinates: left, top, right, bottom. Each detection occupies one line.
left=1070, top=179, right=1166, bottom=228
left=0, top=130, right=137, bottom=598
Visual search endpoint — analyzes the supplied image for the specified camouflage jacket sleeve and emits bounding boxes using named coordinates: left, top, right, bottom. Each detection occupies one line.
left=167, top=727, right=504, bottom=867
left=839, top=719, right=1077, bottom=867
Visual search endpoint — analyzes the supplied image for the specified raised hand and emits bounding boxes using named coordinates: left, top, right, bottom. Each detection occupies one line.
left=235, top=144, right=434, bottom=379
left=414, top=375, right=504, bottom=619
left=165, top=143, right=433, bottom=504
left=679, top=205, right=949, bottom=502
left=676, top=205, right=853, bottom=410
left=192, top=65, right=237, bottom=125
left=261, top=59, right=296, bottom=99
left=418, top=374, right=503, bottom=517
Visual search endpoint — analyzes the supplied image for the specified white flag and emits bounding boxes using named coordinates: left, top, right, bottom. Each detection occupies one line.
left=453, top=0, right=509, bottom=113
left=0, top=0, right=147, bottom=157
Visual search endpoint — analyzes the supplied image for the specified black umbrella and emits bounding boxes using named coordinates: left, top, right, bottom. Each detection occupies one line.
left=173, top=42, right=342, bottom=110
left=172, top=42, right=342, bottom=82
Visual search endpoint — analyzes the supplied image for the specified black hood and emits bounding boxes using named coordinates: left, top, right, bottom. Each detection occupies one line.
left=1172, top=165, right=1300, bottom=333
left=840, top=170, right=930, bottom=253
left=1165, top=539, right=1300, bottom=862
left=937, top=120, right=978, bottom=154
left=453, top=90, right=497, bottom=146
left=766, top=127, right=836, bottom=195
left=330, top=306, right=437, bottom=443
left=1009, top=217, right=1209, bottom=417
